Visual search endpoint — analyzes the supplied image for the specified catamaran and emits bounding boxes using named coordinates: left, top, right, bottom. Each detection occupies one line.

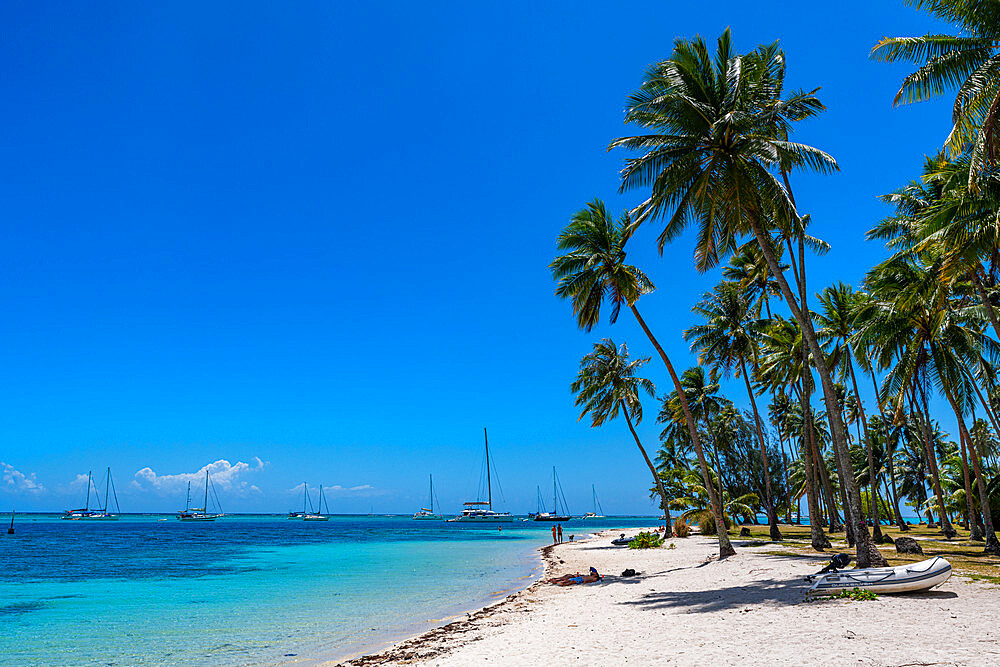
left=303, top=484, right=330, bottom=521
left=449, top=429, right=513, bottom=523
left=532, top=467, right=571, bottom=521
left=582, top=484, right=605, bottom=519
left=177, top=470, right=223, bottom=521
left=62, top=468, right=120, bottom=520
left=413, top=474, right=443, bottom=520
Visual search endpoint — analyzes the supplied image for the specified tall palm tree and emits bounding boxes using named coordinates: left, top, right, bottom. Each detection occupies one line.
left=608, top=31, right=884, bottom=565
left=871, top=0, right=1000, bottom=182
left=570, top=339, right=670, bottom=526
left=551, top=200, right=733, bottom=554
left=816, top=282, right=886, bottom=540
left=685, top=281, right=783, bottom=540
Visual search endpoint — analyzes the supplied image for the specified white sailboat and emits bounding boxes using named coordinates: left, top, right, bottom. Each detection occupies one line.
left=62, top=468, right=120, bottom=520
left=303, top=484, right=330, bottom=521
left=532, top=467, right=571, bottom=522
left=177, top=470, right=224, bottom=521
left=582, top=484, right=605, bottom=519
left=449, top=428, right=514, bottom=522
left=413, top=474, right=443, bottom=520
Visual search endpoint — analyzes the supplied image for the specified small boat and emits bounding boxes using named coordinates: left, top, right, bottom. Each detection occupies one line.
left=62, top=468, right=120, bottom=520
left=448, top=429, right=514, bottom=523
left=611, top=533, right=631, bottom=546
left=581, top=484, right=605, bottom=519
left=413, top=474, right=443, bottom=520
left=807, top=556, right=952, bottom=595
left=302, top=484, right=331, bottom=521
left=177, top=470, right=224, bottom=521
left=532, top=467, right=571, bottom=522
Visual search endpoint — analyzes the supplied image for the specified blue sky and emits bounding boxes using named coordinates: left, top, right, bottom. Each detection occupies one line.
left=1, top=2, right=955, bottom=513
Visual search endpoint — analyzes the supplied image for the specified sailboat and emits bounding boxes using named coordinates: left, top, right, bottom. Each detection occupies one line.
left=303, top=484, right=330, bottom=521
left=412, top=474, right=443, bottom=520
left=289, top=482, right=314, bottom=520
left=449, top=429, right=514, bottom=522
left=177, top=470, right=223, bottom=521
left=532, top=467, right=571, bottom=521
left=582, top=484, right=605, bottom=519
left=62, top=468, right=120, bottom=520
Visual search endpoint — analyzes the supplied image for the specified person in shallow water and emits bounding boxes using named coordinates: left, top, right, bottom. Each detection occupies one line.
left=546, top=567, right=602, bottom=586
left=551, top=524, right=557, bottom=543
left=557, top=524, right=563, bottom=543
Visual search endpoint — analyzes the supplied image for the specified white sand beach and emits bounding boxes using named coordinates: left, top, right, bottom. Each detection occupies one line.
left=337, top=528, right=999, bottom=666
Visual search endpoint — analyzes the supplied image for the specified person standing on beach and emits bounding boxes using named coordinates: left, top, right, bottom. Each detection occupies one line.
left=557, top=524, right=563, bottom=543
left=551, top=524, right=557, bottom=544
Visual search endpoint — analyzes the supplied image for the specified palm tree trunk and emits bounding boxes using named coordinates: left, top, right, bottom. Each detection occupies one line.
left=911, top=380, right=958, bottom=538
left=958, top=428, right=985, bottom=541
left=846, top=358, right=884, bottom=542
left=972, top=269, right=1000, bottom=343
left=629, top=304, right=733, bottom=556
left=620, top=400, right=672, bottom=534
left=739, top=357, right=781, bottom=540
left=747, top=216, right=883, bottom=567
left=936, top=380, right=1000, bottom=554
left=798, top=379, right=831, bottom=550
left=886, top=446, right=908, bottom=531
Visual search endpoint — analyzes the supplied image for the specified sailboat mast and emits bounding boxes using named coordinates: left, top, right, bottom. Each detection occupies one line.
left=593, top=484, right=597, bottom=514
left=552, top=467, right=557, bottom=514
left=104, top=468, right=111, bottom=513
left=484, top=428, right=492, bottom=511
left=185, top=481, right=191, bottom=511
left=428, top=475, right=434, bottom=511
left=204, top=470, right=209, bottom=513
left=303, top=482, right=308, bottom=514
left=83, top=471, right=92, bottom=511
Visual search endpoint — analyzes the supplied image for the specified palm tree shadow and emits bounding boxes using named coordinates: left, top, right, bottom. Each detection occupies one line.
left=620, top=575, right=807, bottom=612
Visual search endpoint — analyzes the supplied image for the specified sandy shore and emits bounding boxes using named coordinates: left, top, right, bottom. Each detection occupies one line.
left=335, top=527, right=1000, bottom=666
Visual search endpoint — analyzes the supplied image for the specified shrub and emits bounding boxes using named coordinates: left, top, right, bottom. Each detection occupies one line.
left=628, top=531, right=664, bottom=549
left=673, top=516, right=690, bottom=538
left=830, top=588, right=878, bottom=602
left=698, top=511, right=717, bottom=535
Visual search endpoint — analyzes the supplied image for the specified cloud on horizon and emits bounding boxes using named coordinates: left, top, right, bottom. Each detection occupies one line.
left=131, top=458, right=266, bottom=497
left=1, top=462, right=46, bottom=495
left=285, top=482, right=382, bottom=497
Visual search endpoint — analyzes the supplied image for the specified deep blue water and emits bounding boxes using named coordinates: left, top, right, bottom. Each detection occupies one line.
left=0, top=514, right=656, bottom=665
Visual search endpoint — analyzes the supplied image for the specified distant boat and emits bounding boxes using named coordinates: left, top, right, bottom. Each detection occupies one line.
left=62, top=468, right=120, bottom=521
left=533, top=467, right=571, bottom=522
left=413, top=474, right=443, bottom=520
left=449, top=428, right=514, bottom=523
left=177, top=470, right=223, bottom=521
left=303, top=485, right=330, bottom=521
left=582, top=484, right=605, bottom=519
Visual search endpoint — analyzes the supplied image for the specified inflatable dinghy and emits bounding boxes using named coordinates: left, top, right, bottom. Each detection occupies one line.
left=807, top=556, right=952, bottom=595
left=611, top=533, right=631, bottom=547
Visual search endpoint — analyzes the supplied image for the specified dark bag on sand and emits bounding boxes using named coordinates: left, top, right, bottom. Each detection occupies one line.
left=621, top=568, right=637, bottom=577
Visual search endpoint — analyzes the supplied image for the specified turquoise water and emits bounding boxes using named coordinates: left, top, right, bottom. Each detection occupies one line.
left=0, top=514, right=655, bottom=665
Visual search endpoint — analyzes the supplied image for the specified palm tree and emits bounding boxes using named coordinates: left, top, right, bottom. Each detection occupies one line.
left=816, top=282, right=886, bottom=541
left=685, top=281, right=783, bottom=540
left=608, top=31, right=884, bottom=566
left=570, top=339, right=670, bottom=526
left=551, top=202, right=733, bottom=553
left=871, top=0, right=1000, bottom=182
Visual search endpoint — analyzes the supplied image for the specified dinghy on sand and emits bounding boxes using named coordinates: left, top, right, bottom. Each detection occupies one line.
left=807, top=555, right=952, bottom=595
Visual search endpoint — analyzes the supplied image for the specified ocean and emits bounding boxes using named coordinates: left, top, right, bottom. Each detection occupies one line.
left=0, top=514, right=657, bottom=665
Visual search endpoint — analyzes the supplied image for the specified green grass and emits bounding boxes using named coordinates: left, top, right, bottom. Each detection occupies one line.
left=733, top=522, right=1000, bottom=584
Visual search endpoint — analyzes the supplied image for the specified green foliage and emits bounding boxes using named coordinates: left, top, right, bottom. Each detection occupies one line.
left=828, top=587, right=878, bottom=602
left=673, top=516, right=691, bottom=538
left=628, top=531, right=664, bottom=549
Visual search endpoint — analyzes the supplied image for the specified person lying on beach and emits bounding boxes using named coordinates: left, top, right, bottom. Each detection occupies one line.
left=546, top=567, right=602, bottom=586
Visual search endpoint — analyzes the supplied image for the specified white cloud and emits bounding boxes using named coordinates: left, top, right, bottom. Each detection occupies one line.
left=132, top=458, right=266, bottom=497
left=0, top=462, right=45, bottom=495
left=286, top=482, right=380, bottom=497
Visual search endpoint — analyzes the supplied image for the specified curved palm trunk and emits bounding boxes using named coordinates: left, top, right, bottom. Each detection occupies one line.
left=620, top=400, right=672, bottom=534
left=845, top=358, right=884, bottom=542
left=739, top=357, right=781, bottom=540
left=630, top=304, right=733, bottom=556
left=972, top=269, right=1000, bottom=343
left=748, top=217, right=883, bottom=567
left=885, top=447, right=908, bottom=531
left=911, top=381, right=958, bottom=538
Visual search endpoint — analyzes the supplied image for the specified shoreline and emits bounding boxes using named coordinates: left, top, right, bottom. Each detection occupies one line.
left=331, top=525, right=999, bottom=666
left=331, top=528, right=633, bottom=666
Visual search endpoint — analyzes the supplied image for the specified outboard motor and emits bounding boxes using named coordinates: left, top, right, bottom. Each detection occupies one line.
left=805, top=553, right=851, bottom=582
